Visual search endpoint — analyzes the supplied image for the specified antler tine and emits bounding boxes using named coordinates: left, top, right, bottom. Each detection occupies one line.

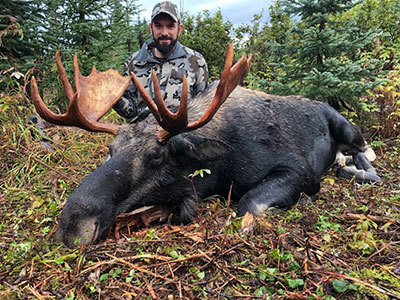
left=186, top=44, right=251, bottom=131
left=131, top=69, right=188, bottom=133
left=30, top=51, right=131, bottom=135
left=55, top=50, right=74, bottom=102
left=73, top=53, right=81, bottom=94
left=150, top=69, right=188, bottom=130
left=31, top=75, right=73, bottom=126
left=131, top=71, right=162, bottom=123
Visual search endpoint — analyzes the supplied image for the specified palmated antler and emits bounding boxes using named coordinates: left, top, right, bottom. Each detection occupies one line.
left=131, top=44, right=252, bottom=142
left=30, top=51, right=131, bottom=134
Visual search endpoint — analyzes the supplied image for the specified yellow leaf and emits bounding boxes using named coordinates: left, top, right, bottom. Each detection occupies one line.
left=323, top=234, right=331, bottom=242
left=32, top=197, right=43, bottom=208
left=380, top=222, right=394, bottom=232
left=324, top=178, right=335, bottom=185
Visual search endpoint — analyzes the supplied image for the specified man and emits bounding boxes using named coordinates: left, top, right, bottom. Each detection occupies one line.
left=114, top=1, right=209, bottom=123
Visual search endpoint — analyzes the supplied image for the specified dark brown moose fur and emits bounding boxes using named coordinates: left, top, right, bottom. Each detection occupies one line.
left=54, top=83, right=380, bottom=248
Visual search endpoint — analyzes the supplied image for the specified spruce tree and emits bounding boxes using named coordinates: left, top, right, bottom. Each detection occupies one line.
left=16, top=0, right=143, bottom=108
left=0, top=0, right=43, bottom=89
left=272, top=0, right=385, bottom=110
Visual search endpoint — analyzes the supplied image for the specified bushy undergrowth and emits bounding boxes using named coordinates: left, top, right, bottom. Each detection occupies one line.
left=0, top=91, right=399, bottom=299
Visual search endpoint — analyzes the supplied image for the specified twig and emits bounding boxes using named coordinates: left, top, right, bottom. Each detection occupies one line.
left=178, top=280, right=183, bottom=300
left=339, top=213, right=398, bottom=224
left=197, top=248, right=245, bottom=285
left=105, top=253, right=172, bottom=281
left=26, top=285, right=45, bottom=300
left=366, top=241, right=400, bottom=261
left=110, top=293, right=126, bottom=300
left=205, top=287, right=233, bottom=299
left=148, top=252, right=210, bottom=267
left=378, top=265, right=400, bottom=281
left=29, top=155, right=79, bottom=185
left=3, top=281, right=17, bottom=290
left=199, top=243, right=243, bottom=270
left=143, top=277, right=158, bottom=299
left=226, top=182, right=233, bottom=209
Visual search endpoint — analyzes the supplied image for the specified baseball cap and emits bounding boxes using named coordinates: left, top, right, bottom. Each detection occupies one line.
left=151, top=1, right=181, bottom=22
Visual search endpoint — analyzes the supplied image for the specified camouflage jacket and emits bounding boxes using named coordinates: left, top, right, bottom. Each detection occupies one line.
left=114, top=40, right=209, bottom=122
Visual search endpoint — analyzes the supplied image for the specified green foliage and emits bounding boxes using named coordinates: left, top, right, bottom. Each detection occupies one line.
left=343, top=0, right=400, bottom=51
left=287, top=278, right=304, bottom=289
left=0, top=0, right=42, bottom=91
left=39, top=0, right=143, bottom=71
left=180, top=10, right=233, bottom=81
left=236, top=1, right=292, bottom=91
left=365, top=66, right=400, bottom=138
left=351, top=218, right=378, bottom=255
left=332, top=279, right=356, bottom=293
left=315, top=215, right=341, bottom=232
left=188, top=168, right=211, bottom=179
left=1, top=0, right=145, bottom=109
left=270, top=0, right=386, bottom=110
left=235, top=12, right=272, bottom=82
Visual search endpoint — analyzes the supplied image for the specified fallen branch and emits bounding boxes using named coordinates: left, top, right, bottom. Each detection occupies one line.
left=148, top=252, right=211, bottom=268
left=339, top=213, right=398, bottom=224
left=143, top=277, right=158, bottom=299
left=112, top=205, right=176, bottom=239
left=366, top=241, right=400, bottom=261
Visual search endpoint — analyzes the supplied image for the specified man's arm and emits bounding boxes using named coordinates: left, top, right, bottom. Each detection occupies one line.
left=113, top=54, right=142, bottom=122
left=193, top=56, right=209, bottom=96
left=113, top=83, right=139, bottom=121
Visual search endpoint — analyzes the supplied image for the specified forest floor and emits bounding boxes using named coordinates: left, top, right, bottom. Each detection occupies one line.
left=1, top=92, right=399, bottom=299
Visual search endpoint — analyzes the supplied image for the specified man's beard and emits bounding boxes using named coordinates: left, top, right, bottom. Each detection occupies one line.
left=154, top=35, right=178, bottom=55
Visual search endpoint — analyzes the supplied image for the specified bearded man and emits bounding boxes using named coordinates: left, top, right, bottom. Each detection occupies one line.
left=114, top=1, right=209, bottom=122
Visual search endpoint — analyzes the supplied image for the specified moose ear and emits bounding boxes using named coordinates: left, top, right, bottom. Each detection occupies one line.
left=170, top=134, right=231, bottom=162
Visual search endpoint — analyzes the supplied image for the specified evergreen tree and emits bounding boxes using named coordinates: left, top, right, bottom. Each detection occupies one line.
left=0, top=0, right=43, bottom=89
left=268, top=1, right=292, bottom=46
left=235, top=1, right=291, bottom=90
left=272, top=0, right=385, bottom=110
left=31, top=0, right=142, bottom=73
left=46, top=0, right=118, bottom=73
left=17, top=0, right=143, bottom=107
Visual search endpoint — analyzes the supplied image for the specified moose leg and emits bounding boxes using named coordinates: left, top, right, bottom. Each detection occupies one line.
left=179, top=196, right=198, bottom=224
left=237, top=169, right=319, bottom=217
left=351, top=151, right=381, bottom=182
left=336, top=152, right=381, bottom=183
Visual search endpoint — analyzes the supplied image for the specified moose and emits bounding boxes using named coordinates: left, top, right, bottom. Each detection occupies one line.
left=31, top=45, right=380, bottom=248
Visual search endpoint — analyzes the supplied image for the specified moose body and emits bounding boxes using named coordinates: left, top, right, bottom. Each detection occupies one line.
left=54, top=84, right=379, bottom=248
left=31, top=45, right=379, bottom=248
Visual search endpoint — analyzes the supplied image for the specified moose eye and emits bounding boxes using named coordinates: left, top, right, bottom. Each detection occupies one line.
left=149, top=152, right=164, bottom=167
left=108, top=145, right=115, bottom=157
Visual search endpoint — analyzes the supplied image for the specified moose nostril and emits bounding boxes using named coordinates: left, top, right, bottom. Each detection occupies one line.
left=90, top=222, right=100, bottom=245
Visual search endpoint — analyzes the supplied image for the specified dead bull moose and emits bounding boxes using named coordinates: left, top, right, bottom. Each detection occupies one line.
left=31, top=45, right=380, bottom=248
